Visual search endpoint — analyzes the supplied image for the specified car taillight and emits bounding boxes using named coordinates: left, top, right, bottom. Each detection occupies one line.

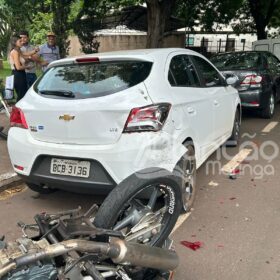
left=240, top=75, right=263, bottom=87
left=10, top=107, right=28, bottom=129
left=123, top=103, right=171, bottom=133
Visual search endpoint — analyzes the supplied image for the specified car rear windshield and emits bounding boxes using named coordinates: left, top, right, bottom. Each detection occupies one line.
left=34, top=60, right=153, bottom=99
left=211, top=52, right=261, bottom=70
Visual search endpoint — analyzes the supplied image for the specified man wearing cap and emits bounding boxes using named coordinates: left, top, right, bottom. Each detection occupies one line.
left=37, top=32, right=60, bottom=72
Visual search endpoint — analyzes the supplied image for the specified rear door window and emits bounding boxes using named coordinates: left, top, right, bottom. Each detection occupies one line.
left=211, top=52, right=261, bottom=70
left=168, top=55, right=200, bottom=87
left=266, top=53, right=280, bottom=72
left=191, top=56, right=224, bottom=87
left=34, top=61, right=153, bottom=99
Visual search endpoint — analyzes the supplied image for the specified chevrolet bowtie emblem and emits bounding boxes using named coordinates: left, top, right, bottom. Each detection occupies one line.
left=59, top=114, right=75, bottom=121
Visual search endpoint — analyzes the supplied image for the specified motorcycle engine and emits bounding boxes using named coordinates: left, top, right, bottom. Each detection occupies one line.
left=0, top=238, right=57, bottom=280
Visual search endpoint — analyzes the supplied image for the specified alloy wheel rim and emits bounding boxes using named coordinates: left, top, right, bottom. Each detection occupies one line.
left=112, top=183, right=173, bottom=245
left=235, top=115, right=240, bottom=138
left=270, top=95, right=275, bottom=115
left=183, top=158, right=195, bottom=209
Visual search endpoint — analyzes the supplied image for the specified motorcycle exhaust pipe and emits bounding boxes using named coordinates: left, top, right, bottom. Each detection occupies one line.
left=111, top=239, right=179, bottom=271
left=0, top=239, right=178, bottom=277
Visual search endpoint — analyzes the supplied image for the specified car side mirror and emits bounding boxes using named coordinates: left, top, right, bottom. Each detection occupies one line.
left=226, top=76, right=238, bottom=85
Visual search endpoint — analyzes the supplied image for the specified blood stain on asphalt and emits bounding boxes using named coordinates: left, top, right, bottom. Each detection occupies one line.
left=180, top=241, right=203, bottom=251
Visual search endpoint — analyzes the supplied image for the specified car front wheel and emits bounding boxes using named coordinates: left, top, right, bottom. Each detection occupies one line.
left=226, top=109, right=240, bottom=147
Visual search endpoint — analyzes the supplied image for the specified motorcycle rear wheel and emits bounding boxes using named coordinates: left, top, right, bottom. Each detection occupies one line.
left=94, top=168, right=182, bottom=247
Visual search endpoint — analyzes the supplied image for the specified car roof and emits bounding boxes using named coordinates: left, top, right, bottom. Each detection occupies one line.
left=49, top=48, right=202, bottom=67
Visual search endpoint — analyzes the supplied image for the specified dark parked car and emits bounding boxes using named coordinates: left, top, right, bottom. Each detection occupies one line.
left=211, top=51, right=280, bottom=118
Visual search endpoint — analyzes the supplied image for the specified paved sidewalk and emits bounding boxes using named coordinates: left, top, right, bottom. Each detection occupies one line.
left=0, top=138, right=13, bottom=174
left=0, top=137, right=21, bottom=188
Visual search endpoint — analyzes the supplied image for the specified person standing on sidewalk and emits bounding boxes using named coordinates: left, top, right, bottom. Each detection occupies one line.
left=37, top=32, right=60, bottom=72
left=9, top=35, right=39, bottom=101
left=19, top=31, right=37, bottom=89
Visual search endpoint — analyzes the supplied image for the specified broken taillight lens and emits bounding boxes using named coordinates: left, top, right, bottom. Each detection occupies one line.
left=123, top=103, right=171, bottom=132
left=10, top=107, right=28, bottom=129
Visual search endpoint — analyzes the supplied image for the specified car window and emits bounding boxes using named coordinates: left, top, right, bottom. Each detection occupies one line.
left=266, top=53, right=280, bottom=72
left=34, top=61, right=153, bottom=99
left=211, top=52, right=261, bottom=70
left=168, top=55, right=200, bottom=87
left=191, top=55, right=224, bottom=87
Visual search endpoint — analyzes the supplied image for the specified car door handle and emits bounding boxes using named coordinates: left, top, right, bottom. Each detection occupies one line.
left=214, top=100, right=219, bottom=106
left=187, top=107, right=195, bottom=114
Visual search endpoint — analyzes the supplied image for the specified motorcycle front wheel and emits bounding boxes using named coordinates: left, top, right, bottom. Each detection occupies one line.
left=94, top=168, right=182, bottom=247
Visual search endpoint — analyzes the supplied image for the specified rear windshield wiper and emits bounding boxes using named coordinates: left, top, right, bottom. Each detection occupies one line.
left=39, top=90, right=75, bottom=98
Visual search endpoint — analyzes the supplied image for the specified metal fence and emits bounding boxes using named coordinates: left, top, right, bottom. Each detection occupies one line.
left=186, top=36, right=254, bottom=57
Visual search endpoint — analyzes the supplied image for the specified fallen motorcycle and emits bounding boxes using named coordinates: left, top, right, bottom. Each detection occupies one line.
left=0, top=169, right=182, bottom=279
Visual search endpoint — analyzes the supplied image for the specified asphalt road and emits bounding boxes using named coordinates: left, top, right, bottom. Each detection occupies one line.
left=0, top=105, right=280, bottom=280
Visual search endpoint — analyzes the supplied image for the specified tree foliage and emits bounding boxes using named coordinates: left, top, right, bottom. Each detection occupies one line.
left=1, top=0, right=280, bottom=58
left=248, top=0, right=280, bottom=39
left=0, top=0, right=75, bottom=58
left=73, top=0, right=143, bottom=53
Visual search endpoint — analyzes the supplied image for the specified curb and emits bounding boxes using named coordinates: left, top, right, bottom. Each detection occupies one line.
left=0, top=172, right=22, bottom=191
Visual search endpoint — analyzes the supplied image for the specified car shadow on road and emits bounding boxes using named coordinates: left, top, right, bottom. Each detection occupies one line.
left=29, top=188, right=106, bottom=213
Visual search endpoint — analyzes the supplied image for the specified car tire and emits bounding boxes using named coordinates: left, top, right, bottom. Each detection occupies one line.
left=174, top=142, right=196, bottom=212
left=226, top=109, right=240, bottom=147
left=261, top=93, right=275, bottom=119
left=26, top=183, right=57, bottom=194
left=94, top=168, right=182, bottom=247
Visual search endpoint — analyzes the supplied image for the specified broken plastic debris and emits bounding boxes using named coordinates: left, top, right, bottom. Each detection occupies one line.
left=229, top=168, right=240, bottom=179
left=180, top=241, right=203, bottom=251
left=208, top=181, right=219, bottom=187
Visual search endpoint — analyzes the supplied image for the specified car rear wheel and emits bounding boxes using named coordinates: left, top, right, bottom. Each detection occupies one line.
left=262, top=93, right=275, bottom=119
left=174, top=142, right=196, bottom=212
left=26, top=183, right=57, bottom=194
left=226, top=109, right=240, bottom=147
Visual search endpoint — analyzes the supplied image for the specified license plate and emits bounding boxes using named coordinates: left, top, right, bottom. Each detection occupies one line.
left=50, top=158, right=90, bottom=178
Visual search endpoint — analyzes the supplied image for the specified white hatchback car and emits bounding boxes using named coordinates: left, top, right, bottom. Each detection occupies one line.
left=8, top=48, right=240, bottom=210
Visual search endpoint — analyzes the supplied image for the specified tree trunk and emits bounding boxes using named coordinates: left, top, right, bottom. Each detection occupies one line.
left=255, top=23, right=267, bottom=40
left=146, top=0, right=176, bottom=48
left=51, top=0, right=71, bottom=58
left=248, top=0, right=277, bottom=40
